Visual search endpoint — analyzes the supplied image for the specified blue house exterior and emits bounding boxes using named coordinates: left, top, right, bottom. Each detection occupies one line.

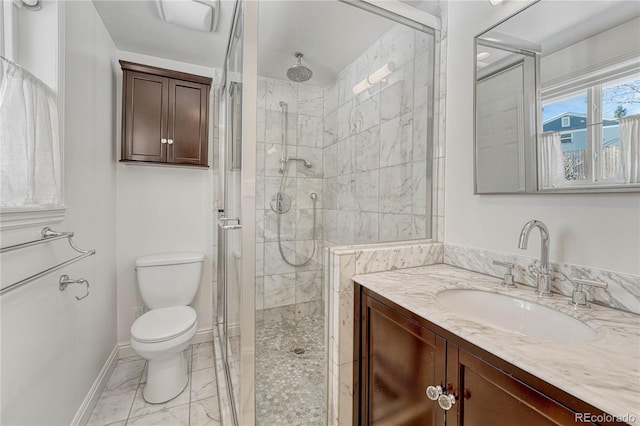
left=542, top=113, right=619, bottom=152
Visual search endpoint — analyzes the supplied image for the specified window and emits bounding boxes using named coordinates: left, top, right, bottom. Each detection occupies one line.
left=0, top=1, right=65, bottom=229
left=560, top=133, right=572, bottom=144
left=541, top=73, right=640, bottom=187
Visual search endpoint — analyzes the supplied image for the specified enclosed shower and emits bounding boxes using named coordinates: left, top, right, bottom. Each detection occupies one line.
left=216, top=0, right=440, bottom=424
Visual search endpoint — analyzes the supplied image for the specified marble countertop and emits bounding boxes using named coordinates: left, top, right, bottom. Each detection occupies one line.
left=353, top=264, right=640, bottom=424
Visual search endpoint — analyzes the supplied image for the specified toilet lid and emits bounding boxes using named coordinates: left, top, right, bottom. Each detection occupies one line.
left=131, top=306, right=197, bottom=343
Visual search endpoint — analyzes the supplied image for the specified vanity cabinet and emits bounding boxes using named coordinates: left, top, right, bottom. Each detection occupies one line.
left=357, top=294, right=446, bottom=425
left=120, top=61, right=211, bottom=167
left=355, top=285, right=622, bottom=426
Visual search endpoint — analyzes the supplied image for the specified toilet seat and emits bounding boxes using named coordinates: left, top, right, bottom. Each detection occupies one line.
left=131, top=306, right=197, bottom=343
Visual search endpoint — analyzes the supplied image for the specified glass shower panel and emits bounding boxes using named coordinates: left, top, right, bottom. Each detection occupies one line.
left=217, top=1, right=246, bottom=423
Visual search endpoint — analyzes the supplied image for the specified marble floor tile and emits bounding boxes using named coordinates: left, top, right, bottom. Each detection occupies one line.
left=128, top=378, right=190, bottom=419
left=191, top=368, right=218, bottom=402
left=86, top=387, right=137, bottom=426
left=190, top=397, right=221, bottom=426
left=88, top=343, right=219, bottom=426
left=105, top=359, right=145, bottom=391
left=192, top=342, right=215, bottom=372
left=125, top=403, right=189, bottom=426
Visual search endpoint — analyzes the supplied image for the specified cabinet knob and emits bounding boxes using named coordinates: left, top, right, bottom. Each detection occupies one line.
left=438, top=393, right=456, bottom=410
left=167, top=139, right=174, bottom=145
left=161, top=138, right=167, bottom=144
left=426, top=385, right=443, bottom=401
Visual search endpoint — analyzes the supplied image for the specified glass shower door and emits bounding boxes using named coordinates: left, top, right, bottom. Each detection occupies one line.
left=217, top=0, right=258, bottom=424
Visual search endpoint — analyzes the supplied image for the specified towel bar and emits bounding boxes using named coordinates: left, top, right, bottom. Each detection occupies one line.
left=0, top=227, right=96, bottom=296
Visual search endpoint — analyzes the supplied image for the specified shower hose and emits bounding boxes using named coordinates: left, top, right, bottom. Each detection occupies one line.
left=276, top=162, right=317, bottom=267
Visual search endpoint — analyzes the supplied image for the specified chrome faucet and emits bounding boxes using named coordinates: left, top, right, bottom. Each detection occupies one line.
left=518, top=220, right=552, bottom=296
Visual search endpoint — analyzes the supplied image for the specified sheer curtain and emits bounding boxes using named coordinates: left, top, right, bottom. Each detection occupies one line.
left=619, top=114, right=640, bottom=184
left=0, top=56, right=61, bottom=207
left=539, top=131, right=564, bottom=188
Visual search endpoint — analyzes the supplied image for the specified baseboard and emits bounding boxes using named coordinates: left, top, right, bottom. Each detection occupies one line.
left=117, top=327, right=214, bottom=359
left=71, top=345, right=119, bottom=426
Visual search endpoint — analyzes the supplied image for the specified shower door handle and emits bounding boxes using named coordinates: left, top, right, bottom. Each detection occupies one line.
left=219, top=217, right=242, bottom=230
left=221, top=223, right=242, bottom=230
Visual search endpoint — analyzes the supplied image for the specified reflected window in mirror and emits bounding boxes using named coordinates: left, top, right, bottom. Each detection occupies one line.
left=540, top=74, right=640, bottom=189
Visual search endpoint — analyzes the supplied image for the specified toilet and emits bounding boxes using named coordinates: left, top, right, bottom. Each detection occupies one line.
left=130, top=252, right=204, bottom=403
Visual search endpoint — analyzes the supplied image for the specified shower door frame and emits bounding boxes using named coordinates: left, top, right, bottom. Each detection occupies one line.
left=237, top=1, right=258, bottom=425
left=217, top=0, right=258, bottom=425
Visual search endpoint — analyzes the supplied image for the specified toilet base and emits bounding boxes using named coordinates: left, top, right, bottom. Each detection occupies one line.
left=143, top=352, right=188, bottom=403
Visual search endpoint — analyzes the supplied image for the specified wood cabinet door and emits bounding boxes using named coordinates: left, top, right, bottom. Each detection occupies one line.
left=360, top=294, right=446, bottom=426
left=123, top=71, right=169, bottom=163
left=448, top=345, right=590, bottom=426
left=167, top=79, right=209, bottom=166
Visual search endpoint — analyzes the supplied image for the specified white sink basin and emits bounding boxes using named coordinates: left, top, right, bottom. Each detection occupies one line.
left=436, top=289, right=598, bottom=342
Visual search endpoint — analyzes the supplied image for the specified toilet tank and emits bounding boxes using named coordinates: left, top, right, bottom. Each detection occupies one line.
left=135, top=252, right=204, bottom=309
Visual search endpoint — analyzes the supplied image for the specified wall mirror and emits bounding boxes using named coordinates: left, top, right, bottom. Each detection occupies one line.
left=474, top=0, right=640, bottom=194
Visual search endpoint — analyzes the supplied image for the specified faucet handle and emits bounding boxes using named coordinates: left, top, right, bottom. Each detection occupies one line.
left=492, top=261, right=516, bottom=288
left=570, top=279, right=608, bottom=308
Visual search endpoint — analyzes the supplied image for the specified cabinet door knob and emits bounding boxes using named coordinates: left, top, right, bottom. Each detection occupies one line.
left=161, top=138, right=167, bottom=144
left=167, top=139, right=174, bottom=145
left=426, top=385, right=443, bottom=401
left=438, top=393, right=456, bottom=410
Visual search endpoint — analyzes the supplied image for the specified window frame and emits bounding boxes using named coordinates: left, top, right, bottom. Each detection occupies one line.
left=0, top=1, right=67, bottom=230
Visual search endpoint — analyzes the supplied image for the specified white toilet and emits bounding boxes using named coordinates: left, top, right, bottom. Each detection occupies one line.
left=130, top=252, right=204, bottom=403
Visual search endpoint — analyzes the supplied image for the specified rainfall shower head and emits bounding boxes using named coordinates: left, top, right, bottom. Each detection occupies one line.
left=287, top=52, right=313, bottom=83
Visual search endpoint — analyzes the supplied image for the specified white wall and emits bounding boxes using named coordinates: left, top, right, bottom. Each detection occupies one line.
left=445, top=1, right=640, bottom=276
left=115, top=51, right=216, bottom=344
left=542, top=17, right=640, bottom=86
left=0, top=1, right=118, bottom=424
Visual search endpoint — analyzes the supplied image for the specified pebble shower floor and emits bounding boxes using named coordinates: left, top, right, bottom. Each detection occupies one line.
left=256, top=314, right=326, bottom=426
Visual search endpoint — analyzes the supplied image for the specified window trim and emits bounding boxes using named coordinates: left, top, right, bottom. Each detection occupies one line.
left=0, top=1, right=67, bottom=230
left=561, top=116, right=570, bottom=127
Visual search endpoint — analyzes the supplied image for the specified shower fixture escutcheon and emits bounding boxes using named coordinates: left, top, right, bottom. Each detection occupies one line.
left=270, top=192, right=292, bottom=214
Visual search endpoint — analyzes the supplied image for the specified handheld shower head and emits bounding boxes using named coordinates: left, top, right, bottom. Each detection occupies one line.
left=286, top=157, right=312, bottom=168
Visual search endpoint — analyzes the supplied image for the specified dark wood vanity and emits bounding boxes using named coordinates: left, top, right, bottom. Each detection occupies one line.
left=354, top=284, right=628, bottom=426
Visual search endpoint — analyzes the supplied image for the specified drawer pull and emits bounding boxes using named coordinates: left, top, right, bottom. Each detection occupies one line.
left=438, top=393, right=456, bottom=410
left=426, top=385, right=443, bottom=401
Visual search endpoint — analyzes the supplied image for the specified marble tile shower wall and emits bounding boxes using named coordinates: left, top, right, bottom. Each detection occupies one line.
left=323, top=24, right=433, bottom=245
left=255, top=77, right=325, bottom=322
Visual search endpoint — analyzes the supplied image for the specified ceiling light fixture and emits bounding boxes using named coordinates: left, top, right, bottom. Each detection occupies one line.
left=156, top=0, right=220, bottom=32
left=12, top=0, right=41, bottom=11
left=352, top=62, right=396, bottom=95
left=476, top=52, right=490, bottom=60
left=489, top=0, right=504, bottom=5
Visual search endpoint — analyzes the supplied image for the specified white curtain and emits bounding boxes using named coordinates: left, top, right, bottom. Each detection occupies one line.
left=0, top=57, right=61, bottom=207
left=539, top=131, right=564, bottom=188
left=619, top=114, right=640, bottom=184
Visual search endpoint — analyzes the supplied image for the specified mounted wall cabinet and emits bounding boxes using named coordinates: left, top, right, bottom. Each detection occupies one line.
left=120, top=61, right=211, bottom=167
left=355, top=285, right=622, bottom=426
